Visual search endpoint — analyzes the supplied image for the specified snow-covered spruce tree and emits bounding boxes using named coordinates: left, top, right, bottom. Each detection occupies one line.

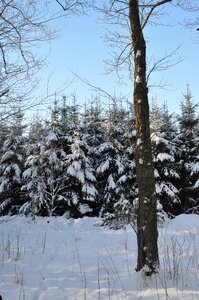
left=22, top=126, right=71, bottom=217
left=19, top=112, right=49, bottom=216
left=58, top=95, right=80, bottom=155
left=0, top=109, right=26, bottom=215
left=97, top=103, right=137, bottom=228
left=65, top=131, right=98, bottom=218
left=0, top=118, right=10, bottom=159
left=21, top=98, right=75, bottom=217
left=175, top=85, right=199, bottom=213
left=81, top=98, right=106, bottom=161
left=112, top=105, right=137, bottom=227
left=150, top=99, right=163, bottom=134
left=21, top=141, right=46, bottom=216
left=150, top=102, right=181, bottom=217
left=28, top=111, right=48, bottom=144
left=80, top=99, right=107, bottom=214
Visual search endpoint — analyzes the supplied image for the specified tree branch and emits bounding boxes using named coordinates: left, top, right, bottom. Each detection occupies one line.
left=142, top=0, right=172, bottom=29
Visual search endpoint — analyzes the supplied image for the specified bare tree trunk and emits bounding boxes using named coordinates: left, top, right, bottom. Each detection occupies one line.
left=129, top=0, right=159, bottom=274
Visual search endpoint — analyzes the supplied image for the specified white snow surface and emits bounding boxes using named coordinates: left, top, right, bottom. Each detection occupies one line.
left=135, top=75, right=141, bottom=83
left=157, top=153, right=174, bottom=162
left=136, top=50, right=142, bottom=58
left=1, top=150, right=15, bottom=162
left=0, top=214, right=199, bottom=300
left=46, top=132, right=58, bottom=142
left=190, top=162, right=199, bottom=174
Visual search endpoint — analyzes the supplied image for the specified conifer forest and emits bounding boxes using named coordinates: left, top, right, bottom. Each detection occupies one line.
left=0, top=91, right=198, bottom=223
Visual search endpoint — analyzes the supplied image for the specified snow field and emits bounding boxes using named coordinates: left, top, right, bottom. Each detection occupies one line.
left=0, top=214, right=199, bottom=299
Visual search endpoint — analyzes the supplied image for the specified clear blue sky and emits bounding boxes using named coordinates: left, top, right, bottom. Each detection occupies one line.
left=35, top=3, right=199, bottom=117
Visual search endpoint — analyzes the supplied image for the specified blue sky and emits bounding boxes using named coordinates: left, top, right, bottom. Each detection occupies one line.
left=36, top=3, right=199, bottom=116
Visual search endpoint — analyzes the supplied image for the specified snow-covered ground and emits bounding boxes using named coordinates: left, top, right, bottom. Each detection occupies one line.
left=0, top=214, right=199, bottom=300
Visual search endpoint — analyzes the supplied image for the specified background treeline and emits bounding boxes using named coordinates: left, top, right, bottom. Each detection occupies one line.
left=0, top=90, right=198, bottom=224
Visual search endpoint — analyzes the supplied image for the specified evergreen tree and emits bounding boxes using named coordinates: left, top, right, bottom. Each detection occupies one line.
left=21, top=97, right=77, bottom=217
left=21, top=126, right=69, bottom=217
left=150, top=102, right=181, bottom=217
left=0, top=117, right=10, bottom=158
left=0, top=109, right=26, bottom=215
left=81, top=98, right=106, bottom=213
left=65, top=131, right=98, bottom=218
left=150, top=99, right=162, bottom=134
left=28, top=111, right=48, bottom=144
left=21, top=141, right=46, bottom=216
left=97, top=103, right=137, bottom=227
left=58, top=95, right=79, bottom=154
left=175, top=85, right=199, bottom=213
left=81, top=97, right=106, bottom=151
left=161, top=102, right=178, bottom=140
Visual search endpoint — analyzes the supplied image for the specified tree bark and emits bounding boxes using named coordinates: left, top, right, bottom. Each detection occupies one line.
left=129, top=0, right=159, bottom=274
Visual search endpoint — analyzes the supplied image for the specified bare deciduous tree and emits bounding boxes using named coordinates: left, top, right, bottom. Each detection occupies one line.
left=0, top=0, right=82, bottom=121
left=94, top=0, right=172, bottom=275
left=129, top=0, right=173, bottom=274
left=0, top=1, right=50, bottom=118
